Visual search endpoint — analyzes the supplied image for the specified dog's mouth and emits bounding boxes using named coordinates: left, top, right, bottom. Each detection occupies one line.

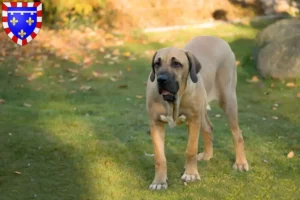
left=160, top=89, right=176, bottom=102
left=161, top=89, right=174, bottom=96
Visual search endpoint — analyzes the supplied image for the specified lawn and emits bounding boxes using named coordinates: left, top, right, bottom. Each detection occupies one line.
left=0, top=22, right=299, bottom=200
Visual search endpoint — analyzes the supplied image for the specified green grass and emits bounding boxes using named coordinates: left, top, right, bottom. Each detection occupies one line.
left=0, top=24, right=300, bottom=200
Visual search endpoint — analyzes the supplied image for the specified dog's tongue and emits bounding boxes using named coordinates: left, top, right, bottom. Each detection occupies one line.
left=161, top=89, right=172, bottom=95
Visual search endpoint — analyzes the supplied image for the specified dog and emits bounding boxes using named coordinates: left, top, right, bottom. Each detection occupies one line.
left=146, top=36, right=248, bottom=190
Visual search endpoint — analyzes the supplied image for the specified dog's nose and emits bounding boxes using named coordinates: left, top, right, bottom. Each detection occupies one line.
left=157, top=74, right=168, bottom=84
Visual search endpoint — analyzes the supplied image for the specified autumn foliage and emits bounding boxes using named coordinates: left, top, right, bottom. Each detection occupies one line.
left=2, top=0, right=258, bottom=29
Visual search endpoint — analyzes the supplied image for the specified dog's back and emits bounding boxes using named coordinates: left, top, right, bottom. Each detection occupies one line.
left=184, top=36, right=236, bottom=103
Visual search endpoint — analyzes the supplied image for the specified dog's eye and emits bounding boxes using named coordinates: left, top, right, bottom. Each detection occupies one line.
left=172, top=61, right=182, bottom=67
left=153, top=62, right=160, bottom=68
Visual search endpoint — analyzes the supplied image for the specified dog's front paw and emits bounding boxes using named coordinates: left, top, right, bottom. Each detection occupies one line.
left=233, top=160, right=249, bottom=171
left=149, top=182, right=168, bottom=190
left=181, top=173, right=201, bottom=183
left=197, top=152, right=213, bottom=161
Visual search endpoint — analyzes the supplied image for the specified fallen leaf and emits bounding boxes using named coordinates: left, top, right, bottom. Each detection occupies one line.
left=69, top=77, right=77, bottom=82
left=99, top=47, right=105, bottom=52
left=272, top=107, right=277, bottom=110
left=287, top=151, right=294, bottom=158
left=106, top=161, right=111, bottom=165
left=112, top=49, right=120, bottom=56
left=263, top=159, right=268, bottom=163
left=123, top=52, right=131, bottom=57
left=24, top=103, right=32, bottom=108
left=14, top=171, right=22, bottom=175
left=118, top=84, right=128, bottom=89
left=144, top=152, right=154, bottom=157
left=270, top=83, right=275, bottom=88
left=0, top=99, right=5, bottom=104
left=235, top=60, right=240, bottom=66
left=136, top=95, right=143, bottom=99
left=27, top=71, right=44, bottom=81
left=272, top=116, right=279, bottom=120
left=286, top=82, right=296, bottom=87
left=126, top=66, right=131, bottom=71
left=80, top=85, right=92, bottom=91
left=83, top=56, right=92, bottom=64
left=110, top=77, right=117, bottom=82
left=92, top=71, right=101, bottom=77
left=247, top=76, right=259, bottom=83
left=67, top=68, right=78, bottom=73
left=104, top=54, right=111, bottom=59
left=297, top=93, right=300, bottom=98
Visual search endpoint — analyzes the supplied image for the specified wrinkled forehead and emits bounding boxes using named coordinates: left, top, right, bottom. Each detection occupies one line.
left=155, top=47, right=188, bottom=63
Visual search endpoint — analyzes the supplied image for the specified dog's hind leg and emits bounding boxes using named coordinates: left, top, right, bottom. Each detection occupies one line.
left=217, top=61, right=248, bottom=171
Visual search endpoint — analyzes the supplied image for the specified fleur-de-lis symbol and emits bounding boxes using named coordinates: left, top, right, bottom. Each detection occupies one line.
left=18, top=29, right=26, bottom=38
left=26, top=17, right=34, bottom=26
left=10, top=17, right=18, bottom=26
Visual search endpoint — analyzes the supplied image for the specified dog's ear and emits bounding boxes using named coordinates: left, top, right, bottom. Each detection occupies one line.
left=185, top=51, right=201, bottom=83
left=150, top=51, right=157, bottom=82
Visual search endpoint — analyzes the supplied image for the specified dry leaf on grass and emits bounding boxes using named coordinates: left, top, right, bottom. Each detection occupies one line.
left=270, top=83, right=275, bottom=88
left=104, top=54, right=111, bottom=59
left=112, top=49, right=120, bottom=56
left=99, top=47, right=105, bottom=52
left=247, top=76, right=259, bottom=83
left=118, top=84, right=128, bottom=89
left=126, top=66, right=131, bottom=71
left=123, top=52, right=131, bottom=57
left=235, top=60, right=240, bottom=66
left=27, top=71, right=44, bottom=81
left=69, top=77, right=77, bottom=82
left=24, top=103, right=32, bottom=108
left=67, top=68, right=78, bottom=73
left=110, top=77, right=117, bottom=82
left=136, top=95, right=143, bottom=99
left=80, top=85, right=92, bottom=91
left=286, top=82, right=296, bottom=87
left=287, top=151, right=294, bottom=158
left=14, top=171, right=22, bottom=175
left=272, top=116, right=279, bottom=120
left=92, top=71, right=101, bottom=77
left=0, top=99, right=5, bottom=104
left=83, top=56, right=92, bottom=64
left=144, top=152, right=154, bottom=157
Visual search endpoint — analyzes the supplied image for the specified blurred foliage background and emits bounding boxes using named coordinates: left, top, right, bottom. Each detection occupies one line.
left=1, top=0, right=266, bottom=30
